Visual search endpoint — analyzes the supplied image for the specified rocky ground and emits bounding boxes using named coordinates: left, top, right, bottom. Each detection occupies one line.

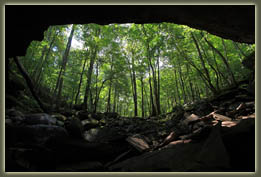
left=5, top=83, right=255, bottom=172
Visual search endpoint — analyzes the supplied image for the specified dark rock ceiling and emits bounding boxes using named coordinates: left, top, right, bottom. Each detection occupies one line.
left=5, top=5, right=255, bottom=59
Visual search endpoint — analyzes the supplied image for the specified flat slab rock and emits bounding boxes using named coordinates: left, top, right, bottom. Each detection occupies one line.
left=126, top=134, right=150, bottom=152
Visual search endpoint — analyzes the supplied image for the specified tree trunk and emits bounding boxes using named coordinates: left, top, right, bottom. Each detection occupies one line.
left=222, top=39, right=237, bottom=85
left=148, top=49, right=159, bottom=115
left=113, top=86, right=117, bottom=112
left=131, top=54, right=138, bottom=117
left=211, top=47, right=230, bottom=87
left=93, top=62, right=99, bottom=113
left=89, top=87, right=93, bottom=112
left=94, top=79, right=108, bottom=113
left=35, top=31, right=57, bottom=88
left=198, top=39, right=221, bottom=91
left=53, top=25, right=75, bottom=98
left=142, top=25, right=160, bottom=116
left=156, top=54, right=161, bottom=115
left=191, top=33, right=212, bottom=86
left=176, top=56, right=187, bottom=103
left=83, top=47, right=97, bottom=110
left=75, top=52, right=88, bottom=105
left=143, top=82, right=150, bottom=117
left=174, top=40, right=218, bottom=95
left=173, top=68, right=181, bottom=105
left=195, top=82, right=201, bottom=100
left=55, top=25, right=75, bottom=109
left=186, top=64, right=195, bottom=101
left=191, top=32, right=220, bottom=94
left=203, top=36, right=237, bottom=86
left=107, top=79, right=112, bottom=112
left=140, top=75, right=145, bottom=118
left=149, top=68, right=156, bottom=116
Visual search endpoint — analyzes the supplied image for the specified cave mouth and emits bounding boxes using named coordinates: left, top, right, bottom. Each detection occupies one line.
left=5, top=21, right=255, bottom=172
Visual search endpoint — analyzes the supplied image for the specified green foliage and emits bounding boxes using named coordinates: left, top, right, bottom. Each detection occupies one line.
left=23, top=22, right=255, bottom=116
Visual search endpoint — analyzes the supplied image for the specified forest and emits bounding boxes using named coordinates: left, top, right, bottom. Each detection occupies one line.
left=6, top=22, right=255, bottom=172
left=11, top=23, right=254, bottom=115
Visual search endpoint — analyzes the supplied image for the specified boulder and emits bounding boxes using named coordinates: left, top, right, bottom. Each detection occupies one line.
left=83, top=123, right=99, bottom=131
left=104, top=112, right=119, bottom=119
left=64, top=118, right=84, bottom=139
left=83, top=127, right=125, bottom=143
left=51, top=113, right=67, bottom=121
left=6, top=124, right=69, bottom=146
left=24, top=113, right=57, bottom=125
left=76, top=110, right=91, bottom=120
left=90, top=112, right=104, bottom=121
left=6, top=108, right=25, bottom=124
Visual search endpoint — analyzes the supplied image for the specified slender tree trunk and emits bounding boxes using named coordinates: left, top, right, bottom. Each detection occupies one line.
left=222, top=39, right=237, bottom=85
left=177, top=42, right=218, bottom=95
left=149, top=68, right=156, bottom=116
left=194, top=82, right=201, bottom=99
left=176, top=56, right=187, bottom=103
left=156, top=54, right=161, bottom=115
left=116, top=92, right=120, bottom=113
left=211, top=47, right=230, bottom=86
left=53, top=25, right=75, bottom=98
left=94, top=79, right=108, bottom=113
left=140, top=75, right=145, bottom=118
left=186, top=64, right=195, bottom=101
left=203, top=36, right=237, bottom=86
left=191, top=32, right=220, bottom=95
left=57, top=77, right=64, bottom=102
left=55, top=25, right=75, bottom=109
left=83, top=47, right=97, bottom=110
left=93, top=62, right=99, bottom=112
left=191, top=33, right=212, bottom=84
left=198, top=40, right=221, bottom=91
left=75, top=52, right=88, bottom=105
left=148, top=52, right=159, bottom=115
left=89, top=88, right=93, bottom=112
left=106, top=59, right=113, bottom=112
left=173, top=69, right=181, bottom=105
left=142, top=26, right=160, bottom=116
left=107, top=79, right=112, bottom=112
left=131, top=55, right=138, bottom=117
left=113, top=86, right=117, bottom=112
left=35, top=32, right=57, bottom=88
left=143, top=82, right=150, bottom=117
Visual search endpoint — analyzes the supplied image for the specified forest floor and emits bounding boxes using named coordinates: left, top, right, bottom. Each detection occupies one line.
left=5, top=72, right=255, bottom=172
